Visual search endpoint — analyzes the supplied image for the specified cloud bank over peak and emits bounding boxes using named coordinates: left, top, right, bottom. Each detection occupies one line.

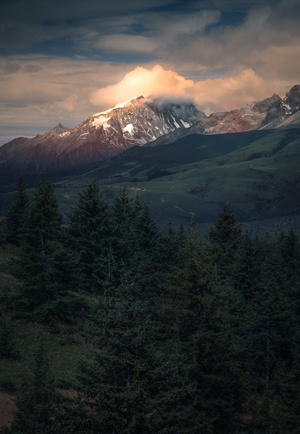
left=90, top=65, right=194, bottom=108
left=90, top=65, right=285, bottom=114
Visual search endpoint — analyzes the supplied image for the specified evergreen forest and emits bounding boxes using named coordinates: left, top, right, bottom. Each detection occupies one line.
left=0, top=175, right=299, bottom=433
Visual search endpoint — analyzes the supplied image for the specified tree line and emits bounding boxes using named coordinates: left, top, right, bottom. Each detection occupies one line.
left=0, top=175, right=299, bottom=433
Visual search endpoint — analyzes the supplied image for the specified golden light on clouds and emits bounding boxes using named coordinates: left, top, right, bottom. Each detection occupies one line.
left=90, top=65, right=194, bottom=108
left=90, top=65, right=286, bottom=114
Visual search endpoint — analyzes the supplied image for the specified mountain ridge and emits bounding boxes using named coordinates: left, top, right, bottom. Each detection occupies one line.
left=0, top=96, right=204, bottom=170
left=0, top=85, right=299, bottom=171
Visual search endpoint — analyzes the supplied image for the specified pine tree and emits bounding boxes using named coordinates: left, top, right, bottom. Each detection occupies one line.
left=208, top=204, right=241, bottom=246
left=241, top=235, right=300, bottom=431
left=266, top=231, right=300, bottom=433
left=207, top=203, right=242, bottom=279
left=10, top=340, right=59, bottom=433
left=76, top=276, right=156, bottom=433
left=134, top=202, right=158, bottom=256
left=132, top=194, right=143, bottom=220
left=67, top=180, right=111, bottom=293
left=4, top=176, right=28, bottom=245
left=232, top=232, right=261, bottom=300
left=156, top=220, right=186, bottom=271
left=277, top=229, right=300, bottom=286
left=157, top=230, right=244, bottom=432
left=0, top=318, right=19, bottom=360
left=149, top=351, right=199, bottom=433
left=13, top=176, right=66, bottom=313
left=113, top=188, right=134, bottom=233
left=270, top=351, right=300, bottom=433
left=110, top=188, right=138, bottom=280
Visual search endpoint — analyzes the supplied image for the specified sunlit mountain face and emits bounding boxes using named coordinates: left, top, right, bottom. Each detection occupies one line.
left=0, top=85, right=299, bottom=171
left=0, top=97, right=205, bottom=169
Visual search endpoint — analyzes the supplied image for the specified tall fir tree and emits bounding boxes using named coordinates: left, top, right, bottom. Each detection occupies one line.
left=110, top=188, right=138, bottom=280
left=269, top=348, right=300, bottom=433
left=9, top=340, right=59, bottom=433
left=113, top=188, right=134, bottom=232
left=239, top=234, right=300, bottom=432
left=207, top=203, right=242, bottom=279
left=157, top=229, right=244, bottom=432
left=277, top=229, right=300, bottom=286
left=155, top=221, right=186, bottom=273
left=13, top=176, right=70, bottom=314
left=232, top=232, right=262, bottom=300
left=4, top=175, right=28, bottom=245
left=267, top=231, right=300, bottom=433
left=0, top=318, right=19, bottom=360
left=67, top=180, right=111, bottom=293
left=134, top=202, right=158, bottom=257
left=76, top=275, right=156, bottom=433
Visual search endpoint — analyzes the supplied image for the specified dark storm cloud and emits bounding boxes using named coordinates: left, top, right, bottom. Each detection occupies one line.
left=0, top=0, right=266, bottom=52
left=1, top=0, right=176, bottom=22
left=2, top=0, right=296, bottom=69
left=0, top=0, right=176, bottom=51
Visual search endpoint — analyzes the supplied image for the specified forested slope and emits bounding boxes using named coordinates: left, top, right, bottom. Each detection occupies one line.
left=0, top=177, right=299, bottom=433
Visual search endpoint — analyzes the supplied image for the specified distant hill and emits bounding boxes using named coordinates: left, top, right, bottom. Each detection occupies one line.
left=49, top=128, right=299, bottom=227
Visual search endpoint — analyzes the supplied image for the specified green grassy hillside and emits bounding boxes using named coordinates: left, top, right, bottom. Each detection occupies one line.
left=52, top=128, right=300, bottom=228
left=1, top=129, right=300, bottom=231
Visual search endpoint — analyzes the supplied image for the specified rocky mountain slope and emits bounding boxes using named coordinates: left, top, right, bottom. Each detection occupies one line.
left=0, top=97, right=204, bottom=170
left=148, top=85, right=300, bottom=147
left=202, top=84, right=300, bottom=134
left=0, top=85, right=299, bottom=170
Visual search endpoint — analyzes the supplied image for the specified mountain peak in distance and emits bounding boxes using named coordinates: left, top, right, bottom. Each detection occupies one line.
left=1, top=87, right=300, bottom=171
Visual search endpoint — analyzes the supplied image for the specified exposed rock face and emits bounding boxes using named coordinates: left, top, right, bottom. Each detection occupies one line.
left=0, top=97, right=204, bottom=170
left=148, top=88, right=300, bottom=147
left=285, top=85, right=300, bottom=110
left=1, top=85, right=300, bottom=170
left=202, top=94, right=287, bottom=134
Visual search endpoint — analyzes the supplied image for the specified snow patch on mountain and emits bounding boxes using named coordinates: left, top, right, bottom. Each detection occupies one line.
left=92, top=115, right=111, bottom=130
left=78, top=133, right=88, bottom=140
left=283, top=104, right=293, bottom=114
left=181, top=120, right=191, bottom=128
left=171, top=116, right=180, bottom=128
left=58, top=131, right=71, bottom=138
left=113, top=96, right=139, bottom=109
left=2, top=85, right=300, bottom=171
left=123, top=124, right=134, bottom=134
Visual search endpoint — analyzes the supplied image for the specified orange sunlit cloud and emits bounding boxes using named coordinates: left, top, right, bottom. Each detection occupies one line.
left=90, top=65, right=194, bottom=109
left=90, top=65, right=287, bottom=114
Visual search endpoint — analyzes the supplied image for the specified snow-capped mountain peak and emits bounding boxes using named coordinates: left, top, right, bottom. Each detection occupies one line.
left=92, top=96, right=142, bottom=119
left=1, top=86, right=299, bottom=171
left=0, top=96, right=204, bottom=169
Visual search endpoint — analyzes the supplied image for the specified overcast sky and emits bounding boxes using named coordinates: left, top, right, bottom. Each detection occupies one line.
left=0, top=0, right=299, bottom=137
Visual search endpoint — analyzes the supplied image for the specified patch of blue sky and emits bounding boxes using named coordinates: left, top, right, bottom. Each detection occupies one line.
left=203, top=10, right=247, bottom=35
left=94, top=52, right=158, bottom=64
left=15, top=38, right=78, bottom=57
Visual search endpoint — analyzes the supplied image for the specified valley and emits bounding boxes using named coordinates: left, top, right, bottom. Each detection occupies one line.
left=2, top=128, right=300, bottom=235
left=1, top=86, right=300, bottom=234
